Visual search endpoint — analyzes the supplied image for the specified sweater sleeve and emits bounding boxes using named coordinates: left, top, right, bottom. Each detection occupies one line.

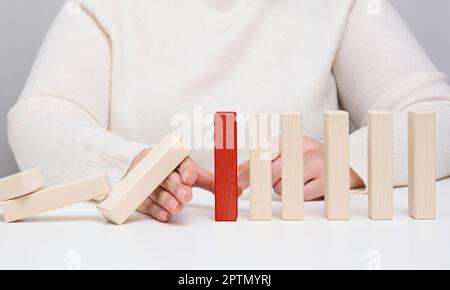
left=332, top=0, right=450, bottom=188
left=7, top=2, right=149, bottom=186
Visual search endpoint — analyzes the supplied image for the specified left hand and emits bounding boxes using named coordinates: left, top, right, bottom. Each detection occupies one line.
left=237, top=135, right=364, bottom=200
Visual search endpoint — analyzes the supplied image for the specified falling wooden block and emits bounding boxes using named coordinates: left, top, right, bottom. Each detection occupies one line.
left=0, top=175, right=110, bottom=223
left=97, top=134, right=191, bottom=225
left=0, top=167, right=45, bottom=202
left=408, top=112, right=436, bottom=220
left=324, top=111, right=350, bottom=220
left=214, top=112, right=238, bottom=222
left=250, top=113, right=272, bottom=220
left=281, top=113, right=304, bottom=220
left=368, top=111, right=393, bottom=220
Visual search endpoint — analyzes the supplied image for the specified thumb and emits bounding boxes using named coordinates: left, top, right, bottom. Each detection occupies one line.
left=196, top=166, right=244, bottom=197
left=238, top=160, right=250, bottom=191
left=194, top=166, right=215, bottom=193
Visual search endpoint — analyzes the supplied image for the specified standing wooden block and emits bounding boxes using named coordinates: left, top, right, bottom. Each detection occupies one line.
left=250, top=113, right=272, bottom=220
left=97, top=134, right=191, bottom=225
left=214, top=112, right=238, bottom=222
left=281, top=113, right=304, bottom=220
left=0, top=167, right=45, bottom=202
left=368, top=111, right=393, bottom=220
left=408, top=112, right=436, bottom=219
left=0, top=175, right=110, bottom=223
left=324, top=111, right=350, bottom=220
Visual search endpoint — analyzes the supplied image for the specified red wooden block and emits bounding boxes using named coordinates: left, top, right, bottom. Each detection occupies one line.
left=214, top=112, right=238, bottom=221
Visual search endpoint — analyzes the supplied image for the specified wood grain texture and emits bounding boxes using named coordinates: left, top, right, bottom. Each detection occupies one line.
left=0, top=175, right=110, bottom=223
left=214, top=112, right=238, bottom=222
left=250, top=113, right=272, bottom=220
left=0, top=167, right=45, bottom=202
left=97, top=134, right=191, bottom=225
left=408, top=112, right=436, bottom=220
left=324, top=111, right=350, bottom=220
left=281, top=113, right=304, bottom=220
left=368, top=111, right=393, bottom=220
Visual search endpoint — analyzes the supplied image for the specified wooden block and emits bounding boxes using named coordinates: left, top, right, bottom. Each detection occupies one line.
left=324, top=111, right=350, bottom=220
left=97, top=134, right=191, bottom=225
left=408, top=112, right=436, bottom=219
left=249, top=113, right=272, bottom=220
left=214, top=112, right=238, bottom=222
left=0, top=175, right=110, bottom=223
left=0, top=167, right=45, bottom=202
left=281, top=113, right=304, bottom=220
left=368, top=111, right=393, bottom=220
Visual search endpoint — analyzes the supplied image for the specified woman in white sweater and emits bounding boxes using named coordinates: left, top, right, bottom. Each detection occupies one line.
left=8, top=0, right=450, bottom=222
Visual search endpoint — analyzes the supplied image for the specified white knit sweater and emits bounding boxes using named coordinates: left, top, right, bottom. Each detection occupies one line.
left=7, top=0, right=450, bottom=188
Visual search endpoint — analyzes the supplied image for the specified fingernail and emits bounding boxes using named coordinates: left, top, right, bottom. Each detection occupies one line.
left=159, top=211, right=168, bottom=221
left=170, top=199, right=180, bottom=211
left=180, top=189, right=192, bottom=203
left=239, top=178, right=248, bottom=189
left=182, top=172, right=190, bottom=184
left=176, top=188, right=186, bottom=201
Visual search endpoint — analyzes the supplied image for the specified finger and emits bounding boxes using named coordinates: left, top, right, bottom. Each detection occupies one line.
left=274, top=177, right=324, bottom=199
left=304, top=178, right=325, bottom=201
left=194, top=166, right=215, bottom=193
left=150, top=187, right=184, bottom=214
left=137, top=198, right=171, bottom=222
left=271, top=157, right=282, bottom=186
left=177, top=157, right=198, bottom=186
left=238, top=160, right=250, bottom=190
left=273, top=179, right=282, bottom=195
left=303, top=153, right=324, bottom=184
left=161, top=171, right=192, bottom=204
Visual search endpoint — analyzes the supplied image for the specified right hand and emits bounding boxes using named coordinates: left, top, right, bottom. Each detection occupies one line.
left=128, top=149, right=215, bottom=223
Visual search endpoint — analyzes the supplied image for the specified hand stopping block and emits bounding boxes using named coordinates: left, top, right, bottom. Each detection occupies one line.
left=97, top=134, right=191, bottom=225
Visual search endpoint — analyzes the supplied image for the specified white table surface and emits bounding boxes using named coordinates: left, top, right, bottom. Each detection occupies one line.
left=0, top=178, right=449, bottom=270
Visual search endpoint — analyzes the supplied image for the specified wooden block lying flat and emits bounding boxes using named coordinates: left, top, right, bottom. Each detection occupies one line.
left=324, top=111, right=350, bottom=220
left=214, top=112, right=238, bottom=222
left=250, top=113, right=272, bottom=221
left=0, top=175, right=110, bottom=223
left=368, top=112, right=393, bottom=220
left=0, top=167, right=44, bottom=202
left=281, top=113, right=304, bottom=220
left=408, top=112, right=436, bottom=220
left=97, top=134, right=191, bottom=225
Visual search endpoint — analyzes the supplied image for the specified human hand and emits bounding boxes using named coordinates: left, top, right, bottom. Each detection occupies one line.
left=128, top=149, right=215, bottom=222
left=237, top=136, right=364, bottom=201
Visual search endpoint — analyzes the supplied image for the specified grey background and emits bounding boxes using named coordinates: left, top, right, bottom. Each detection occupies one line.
left=0, top=0, right=449, bottom=177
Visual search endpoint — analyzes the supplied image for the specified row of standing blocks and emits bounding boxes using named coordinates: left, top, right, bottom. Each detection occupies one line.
left=0, top=111, right=436, bottom=224
left=214, top=111, right=436, bottom=221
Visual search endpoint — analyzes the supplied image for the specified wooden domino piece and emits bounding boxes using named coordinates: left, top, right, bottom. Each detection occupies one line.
left=97, top=134, right=191, bottom=225
left=0, top=175, right=110, bottom=223
left=214, top=112, right=238, bottom=222
left=0, top=167, right=45, bottom=202
left=281, top=113, right=304, bottom=220
left=324, top=111, right=350, bottom=220
left=250, top=113, right=272, bottom=220
left=408, top=112, right=436, bottom=219
left=368, top=111, right=393, bottom=220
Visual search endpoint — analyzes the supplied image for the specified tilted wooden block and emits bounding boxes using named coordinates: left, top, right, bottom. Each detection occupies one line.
left=250, top=113, right=272, bottom=221
left=408, top=112, right=436, bottom=220
left=0, top=167, right=45, bottom=202
left=0, top=175, right=110, bottom=223
left=281, top=113, right=304, bottom=220
left=97, top=134, right=191, bottom=225
left=214, top=112, right=238, bottom=222
left=368, top=111, right=393, bottom=220
left=324, top=111, right=350, bottom=220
